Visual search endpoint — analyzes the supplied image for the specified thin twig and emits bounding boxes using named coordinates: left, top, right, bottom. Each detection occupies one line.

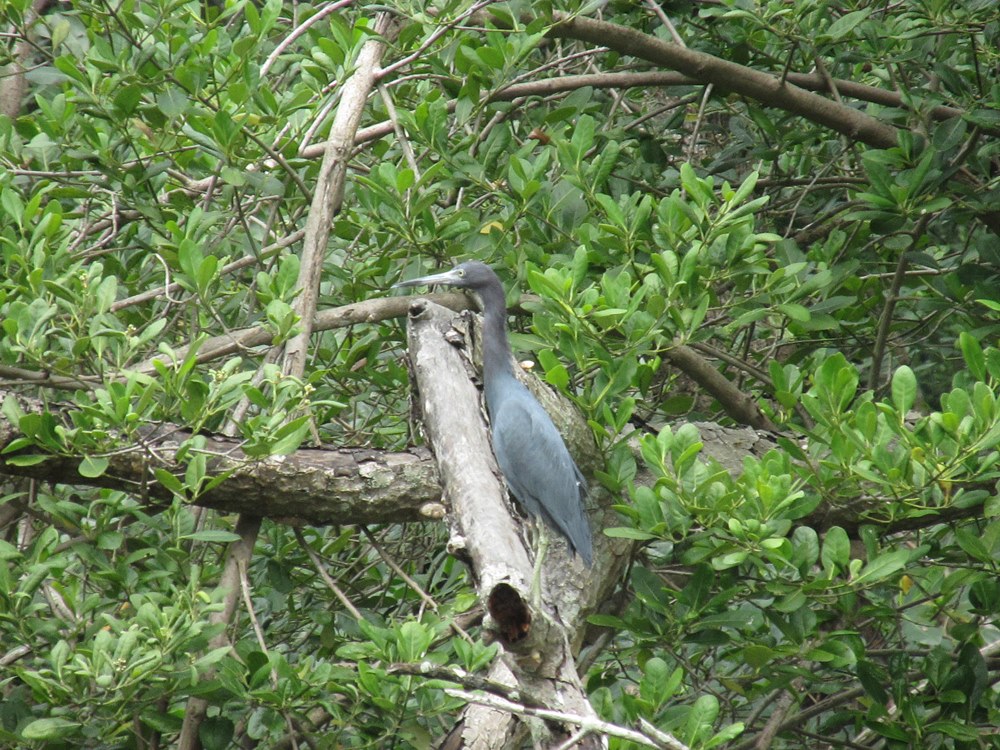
left=260, top=0, right=356, bottom=77
left=753, top=684, right=798, bottom=750
left=110, top=232, right=304, bottom=312
left=294, top=528, right=364, bottom=620
left=377, top=83, right=421, bottom=179
left=868, top=215, right=929, bottom=392
left=389, top=663, right=538, bottom=703
left=377, top=1, right=496, bottom=80
left=238, top=558, right=278, bottom=688
left=686, top=83, right=714, bottom=163
left=644, top=0, right=685, bottom=46
left=444, top=689, right=690, bottom=750
left=361, top=526, right=439, bottom=611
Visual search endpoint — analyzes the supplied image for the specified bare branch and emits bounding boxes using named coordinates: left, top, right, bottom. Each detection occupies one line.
left=547, top=13, right=899, bottom=148
left=444, top=688, right=690, bottom=750
left=402, top=299, right=631, bottom=748
left=666, top=344, right=780, bottom=432
left=284, top=12, right=396, bottom=377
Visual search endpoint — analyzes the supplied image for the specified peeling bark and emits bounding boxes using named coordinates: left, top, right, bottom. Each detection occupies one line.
left=0, top=390, right=443, bottom=524
left=402, top=298, right=626, bottom=748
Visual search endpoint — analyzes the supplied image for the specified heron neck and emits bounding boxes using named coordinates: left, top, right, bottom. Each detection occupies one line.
left=478, top=279, right=517, bottom=407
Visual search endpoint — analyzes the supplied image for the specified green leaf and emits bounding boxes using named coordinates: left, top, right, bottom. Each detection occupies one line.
left=706, top=722, right=745, bottom=748
left=959, top=332, right=985, bottom=380
left=791, top=526, right=819, bottom=572
left=639, top=658, right=681, bottom=708
left=220, top=166, right=246, bottom=186
left=79, top=456, right=109, bottom=478
left=955, top=529, right=991, bottom=563
left=474, top=45, right=504, bottom=69
left=853, top=549, right=910, bottom=584
left=4, top=454, right=48, bottom=466
left=197, top=254, right=219, bottom=295
left=396, top=620, right=432, bottom=662
left=178, top=239, right=203, bottom=281
left=200, top=716, right=235, bottom=750
left=182, top=530, right=243, bottom=543
left=604, top=526, right=657, bottom=541
left=821, top=526, right=850, bottom=575
left=777, top=303, right=811, bottom=322
left=21, top=718, right=80, bottom=740
left=891, top=365, right=916, bottom=414
left=742, top=644, right=775, bottom=669
left=269, top=416, right=311, bottom=455
left=824, top=9, right=870, bottom=39
left=157, top=87, right=188, bottom=118
left=97, top=531, right=124, bottom=550
left=2, top=188, right=25, bottom=224
left=570, top=114, right=595, bottom=155
left=536, top=349, right=569, bottom=390
left=685, top=694, right=720, bottom=744
left=154, top=468, right=185, bottom=496
left=587, top=613, right=628, bottom=629
left=713, top=550, right=747, bottom=569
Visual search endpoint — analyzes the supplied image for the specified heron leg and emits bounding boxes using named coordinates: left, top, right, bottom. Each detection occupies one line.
left=530, top=522, right=549, bottom=611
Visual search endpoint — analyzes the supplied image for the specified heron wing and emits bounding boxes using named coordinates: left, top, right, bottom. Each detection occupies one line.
left=490, top=387, right=593, bottom=565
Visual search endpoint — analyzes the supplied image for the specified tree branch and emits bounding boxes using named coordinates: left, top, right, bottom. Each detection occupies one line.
left=666, top=344, right=780, bottom=432
left=0, top=390, right=445, bottom=524
left=542, top=12, right=1000, bottom=235
left=283, top=12, right=395, bottom=376
left=444, top=688, right=690, bottom=750
left=546, top=13, right=898, bottom=148
left=402, top=299, right=626, bottom=748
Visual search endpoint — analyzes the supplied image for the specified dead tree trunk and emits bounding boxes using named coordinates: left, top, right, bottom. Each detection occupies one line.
left=402, top=297, right=628, bottom=748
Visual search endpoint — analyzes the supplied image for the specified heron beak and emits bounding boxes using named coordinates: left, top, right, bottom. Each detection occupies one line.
left=392, top=268, right=463, bottom=289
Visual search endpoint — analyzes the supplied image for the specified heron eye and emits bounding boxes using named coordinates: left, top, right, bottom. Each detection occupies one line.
left=457, top=269, right=465, bottom=277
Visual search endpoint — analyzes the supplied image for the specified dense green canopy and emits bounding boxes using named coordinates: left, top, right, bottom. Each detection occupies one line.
left=1, top=1, right=999, bottom=748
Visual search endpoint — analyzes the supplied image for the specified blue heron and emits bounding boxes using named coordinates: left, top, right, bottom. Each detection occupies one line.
left=394, top=261, right=593, bottom=568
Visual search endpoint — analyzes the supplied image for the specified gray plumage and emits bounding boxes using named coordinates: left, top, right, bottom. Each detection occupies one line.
left=394, top=261, right=593, bottom=566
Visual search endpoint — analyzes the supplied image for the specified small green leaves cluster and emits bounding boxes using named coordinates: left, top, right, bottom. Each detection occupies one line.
left=601, top=334, right=1000, bottom=747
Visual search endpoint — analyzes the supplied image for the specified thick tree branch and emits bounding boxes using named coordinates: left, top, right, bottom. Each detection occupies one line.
left=297, top=68, right=989, bottom=164
left=546, top=13, right=898, bottom=148
left=491, top=71, right=986, bottom=132
left=0, top=390, right=444, bottom=524
left=666, top=343, right=780, bottom=432
left=0, top=389, right=989, bottom=536
left=402, top=299, right=625, bottom=749
left=543, top=12, right=1000, bottom=235
left=0, top=293, right=473, bottom=391
left=140, top=292, right=471, bottom=375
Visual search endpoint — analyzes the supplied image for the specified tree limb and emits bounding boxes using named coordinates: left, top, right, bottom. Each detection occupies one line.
left=283, top=13, right=395, bottom=376
left=543, top=12, right=1000, bottom=235
left=0, top=389, right=445, bottom=524
left=666, top=344, right=780, bottom=433
left=402, top=299, right=627, bottom=748
left=178, top=17, right=396, bottom=746
left=546, top=13, right=898, bottom=148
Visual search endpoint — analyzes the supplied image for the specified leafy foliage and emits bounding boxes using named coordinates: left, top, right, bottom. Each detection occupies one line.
left=1, top=0, right=1000, bottom=748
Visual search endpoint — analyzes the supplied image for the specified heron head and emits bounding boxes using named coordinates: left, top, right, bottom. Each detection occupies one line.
left=392, top=261, right=495, bottom=291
